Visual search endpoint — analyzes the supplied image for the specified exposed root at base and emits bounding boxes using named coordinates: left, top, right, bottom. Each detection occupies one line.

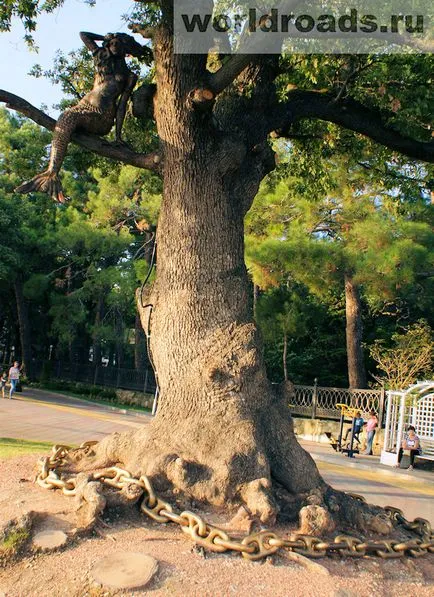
left=62, top=431, right=394, bottom=539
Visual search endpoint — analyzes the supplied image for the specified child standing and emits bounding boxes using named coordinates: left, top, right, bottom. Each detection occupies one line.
left=0, top=371, right=7, bottom=398
left=363, top=410, right=378, bottom=455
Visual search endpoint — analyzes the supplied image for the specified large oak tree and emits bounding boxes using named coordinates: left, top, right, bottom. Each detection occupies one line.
left=1, top=0, right=433, bottom=531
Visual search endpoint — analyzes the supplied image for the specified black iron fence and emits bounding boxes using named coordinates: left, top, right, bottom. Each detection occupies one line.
left=30, top=360, right=157, bottom=395
left=6, top=359, right=384, bottom=422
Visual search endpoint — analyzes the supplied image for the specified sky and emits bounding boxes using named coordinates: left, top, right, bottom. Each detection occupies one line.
left=0, top=0, right=135, bottom=116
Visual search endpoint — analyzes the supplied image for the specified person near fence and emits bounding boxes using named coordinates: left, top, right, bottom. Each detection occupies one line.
left=8, top=361, right=21, bottom=399
left=395, top=426, right=421, bottom=471
left=343, top=411, right=365, bottom=444
left=363, top=410, right=378, bottom=455
left=0, top=371, right=7, bottom=398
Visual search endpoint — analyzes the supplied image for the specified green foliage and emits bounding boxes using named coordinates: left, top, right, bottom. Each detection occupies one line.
left=256, top=284, right=347, bottom=386
left=30, top=47, right=95, bottom=103
left=276, top=53, right=433, bottom=152
left=0, top=1, right=64, bottom=37
left=0, top=108, right=161, bottom=366
left=32, top=380, right=152, bottom=411
left=247, top=150, right=433, bottom=386
left=369, top=320, right=434, bottom=389
left=3, top=2, right=433, bottom=391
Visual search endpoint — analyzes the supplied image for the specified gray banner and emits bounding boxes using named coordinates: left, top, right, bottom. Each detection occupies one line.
left=174, top=1, right=433, bottom=54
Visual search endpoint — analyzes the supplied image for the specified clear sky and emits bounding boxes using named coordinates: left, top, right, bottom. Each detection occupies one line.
left=0, top=0, right=135, bottom=116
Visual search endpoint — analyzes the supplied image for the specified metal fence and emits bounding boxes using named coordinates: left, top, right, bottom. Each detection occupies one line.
left=20, top=360, right=384, bottom=422
left=30, top=360, right=157, bottom=395
left=291, top=382, right=385, bottom=423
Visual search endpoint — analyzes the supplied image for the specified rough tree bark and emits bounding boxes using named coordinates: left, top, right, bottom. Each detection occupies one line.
left=344, top=274, right=367, bottom=389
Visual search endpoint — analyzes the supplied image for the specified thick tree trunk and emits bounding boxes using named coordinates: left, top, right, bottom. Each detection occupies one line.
left=344, top=274, right=367, bottom=389
left=130, top=156, right=324, bottom=521
left=86, top=156, right=388, bottom=532
left=76, top=25, right=391, bottom=534
left=13, top=277, right=32, bottom=378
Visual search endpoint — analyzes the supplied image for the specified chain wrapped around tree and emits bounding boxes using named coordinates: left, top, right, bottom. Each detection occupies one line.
left=36, top=442, right=434, bottom=560
left=1, top=0, right=433, bottom=549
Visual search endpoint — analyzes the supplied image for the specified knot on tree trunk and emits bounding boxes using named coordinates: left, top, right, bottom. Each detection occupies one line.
left=324, top=489, right=393, bottom=536
left=204, top=322, right=268, bottom=405
left=215, top=135, right=247, bottom=175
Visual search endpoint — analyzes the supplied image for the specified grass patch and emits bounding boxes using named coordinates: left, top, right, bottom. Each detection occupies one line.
left=0, top=437, right=54, bottom=459
left=0, top=528, right=30, bottom=557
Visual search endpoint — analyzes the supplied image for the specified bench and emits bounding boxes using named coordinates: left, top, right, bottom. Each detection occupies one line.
left=416, top=438, right=434, bottom=462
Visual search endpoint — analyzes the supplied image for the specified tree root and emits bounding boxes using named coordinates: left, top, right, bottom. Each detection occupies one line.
left=74, top=474, right=107, bottom=531
left=54, top=380, right=393, bottom=539
left=59, top=434, right=395, bottom=543
left=324, top=488, right=393, bottom=536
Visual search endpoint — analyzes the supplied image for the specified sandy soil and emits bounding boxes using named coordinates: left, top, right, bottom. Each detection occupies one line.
left=1, top=454, right=434, bottom=597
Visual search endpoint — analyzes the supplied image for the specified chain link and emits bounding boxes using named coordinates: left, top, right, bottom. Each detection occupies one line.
left=35, top=442, right=434, bottom=560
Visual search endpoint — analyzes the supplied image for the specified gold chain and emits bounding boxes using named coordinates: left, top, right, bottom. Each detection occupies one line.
left=35, top=443, right=434, bottom=560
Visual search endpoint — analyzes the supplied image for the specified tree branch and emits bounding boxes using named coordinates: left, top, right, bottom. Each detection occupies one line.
left=208, top=55, right=257, bottom=96
left=272, top=90, right=434, bottom=163
left=0, top=90, right=162, bottom=172
left=129, top=23, right=157, bottom=39
left=357, top=161, right=429, bottom=186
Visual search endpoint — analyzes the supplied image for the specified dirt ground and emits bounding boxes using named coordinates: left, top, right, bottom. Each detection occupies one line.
left=1, top=454, right=434, bottom=597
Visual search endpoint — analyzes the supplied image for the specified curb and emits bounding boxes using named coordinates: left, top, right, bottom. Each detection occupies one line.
left=18, top=388, right=153, bottom=421
left=310, top=452, right=434, bottom=487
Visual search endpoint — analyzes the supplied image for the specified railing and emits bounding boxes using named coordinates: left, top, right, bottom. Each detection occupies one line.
left=16, top=360, right=384, bottom=422
left=291, top=382, right=385, bottom=423
left=29, top=359, right=157, bottom=395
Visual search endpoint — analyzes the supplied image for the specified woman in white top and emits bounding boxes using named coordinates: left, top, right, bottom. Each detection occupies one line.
left=8, top=361, right=20, bottom=399
left=397, top=426, right=421, bottom=471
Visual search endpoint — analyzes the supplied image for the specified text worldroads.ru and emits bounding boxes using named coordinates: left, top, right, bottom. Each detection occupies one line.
left=181, top=9, right=425, bottom=35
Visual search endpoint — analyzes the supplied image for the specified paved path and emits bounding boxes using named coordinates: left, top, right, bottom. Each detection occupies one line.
left=0, top=388, right=149, bottom=445
left=301, top=440, right=434, bottom=524
left=1, top=389, right=433, bottom=524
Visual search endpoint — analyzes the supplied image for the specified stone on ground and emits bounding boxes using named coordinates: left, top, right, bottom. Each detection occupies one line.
left=33, top=530, right=68, bottom=550
left=91, top=552, right=158, bottom=590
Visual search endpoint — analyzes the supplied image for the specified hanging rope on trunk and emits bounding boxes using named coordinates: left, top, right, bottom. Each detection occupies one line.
left=138, top=234, right=159, bottom=414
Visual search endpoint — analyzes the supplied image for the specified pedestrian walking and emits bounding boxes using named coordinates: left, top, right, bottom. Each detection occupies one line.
left=8, top=361, right=21, bottom=399
left=363, top=410, right=378, bottom=455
